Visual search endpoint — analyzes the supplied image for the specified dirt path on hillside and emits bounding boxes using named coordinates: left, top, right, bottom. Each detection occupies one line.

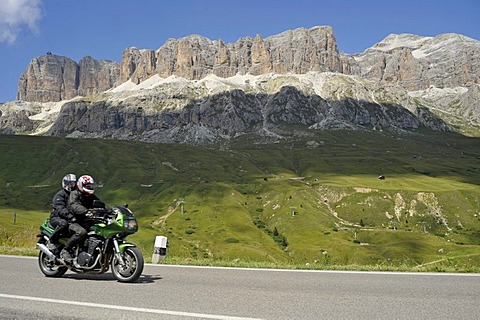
left=153, top=201, right=180, bottom=225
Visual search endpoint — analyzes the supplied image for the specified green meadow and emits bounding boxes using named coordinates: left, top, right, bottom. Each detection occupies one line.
left=1, top=129, right=479, bottom=272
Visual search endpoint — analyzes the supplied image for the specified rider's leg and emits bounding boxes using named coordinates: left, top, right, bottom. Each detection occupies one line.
left=49, top=217, right=68, bottom=244
left=63, top=223, right=87, bottom=256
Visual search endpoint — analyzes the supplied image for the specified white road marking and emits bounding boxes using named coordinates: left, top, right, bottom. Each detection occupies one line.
left=0, top=293, right=263, bottom=320
left=3, top=255, right=480, bottom=277
left=150, top=263, right=480, bottom=276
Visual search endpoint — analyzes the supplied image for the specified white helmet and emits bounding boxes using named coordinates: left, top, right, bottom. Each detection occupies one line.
left=77, top=175, right=95, bottom=195
left=62, top=174, right=77, bottom=192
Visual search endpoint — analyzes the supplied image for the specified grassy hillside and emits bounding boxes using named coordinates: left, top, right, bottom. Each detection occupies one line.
left=1, top=129, right=479, bottom=272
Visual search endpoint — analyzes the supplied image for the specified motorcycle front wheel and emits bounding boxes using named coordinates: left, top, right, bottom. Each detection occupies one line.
left=111, top=247, right=144, bottom=283
left=38, top=251, right=68, bottom=277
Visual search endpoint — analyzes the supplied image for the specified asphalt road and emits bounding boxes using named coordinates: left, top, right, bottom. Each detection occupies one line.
left=1, top=255, right=480, bottom=319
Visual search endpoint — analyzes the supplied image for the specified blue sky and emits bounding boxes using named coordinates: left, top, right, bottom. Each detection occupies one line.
left=0, top=0, right=479, bottom=103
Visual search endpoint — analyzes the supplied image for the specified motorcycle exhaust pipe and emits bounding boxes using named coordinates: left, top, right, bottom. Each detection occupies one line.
left=37, top=243, right=56, bottom=260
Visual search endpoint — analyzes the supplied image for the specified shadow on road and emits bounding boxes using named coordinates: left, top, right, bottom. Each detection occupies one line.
left=137, top=274, right=163, bottom=284
left=63, top=273, right=163, bottom=284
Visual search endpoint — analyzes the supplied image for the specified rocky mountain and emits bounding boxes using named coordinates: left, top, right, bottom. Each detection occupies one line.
left=16, top=27, right=480, bottom=103
left=2, top=26, right=480, bottom=144
left=346, top=33, right=480, bottom=90
left=16, top=54, right=120, bottom=102
left=1, top=72, right=467, bottom=144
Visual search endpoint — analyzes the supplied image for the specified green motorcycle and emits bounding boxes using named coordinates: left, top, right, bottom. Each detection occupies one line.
left=36, top=201, right=144, bottom=283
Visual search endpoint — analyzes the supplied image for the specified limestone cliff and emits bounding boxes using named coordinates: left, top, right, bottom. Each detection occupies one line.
left=17, top=54, right=120, bottom=103
left=347, top=33, right=480, bottom=90
left=120, top=26, right=342, bottom=84
left=4, top=26, right=479, bottom=145
left=16, top=27, right=479, bottom=103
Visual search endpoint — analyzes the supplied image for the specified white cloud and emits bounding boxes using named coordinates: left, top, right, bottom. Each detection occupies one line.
left=0, top=0, right=43, bottom=44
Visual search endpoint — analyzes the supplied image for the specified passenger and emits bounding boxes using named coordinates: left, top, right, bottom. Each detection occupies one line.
left=48, top=174, right=77, bottom=249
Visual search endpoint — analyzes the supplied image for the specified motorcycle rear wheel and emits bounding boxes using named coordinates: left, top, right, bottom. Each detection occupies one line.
left=38, top=251, right=68, bottom=277
left=111, top=247, right=144, bottom=283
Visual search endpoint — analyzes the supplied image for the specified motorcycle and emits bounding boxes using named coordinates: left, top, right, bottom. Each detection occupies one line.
left=36, top=200, right=145, bottom=283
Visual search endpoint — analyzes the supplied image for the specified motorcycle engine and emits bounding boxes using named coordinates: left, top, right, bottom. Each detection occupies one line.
left=77, top=238, right=103, bottom=266
left=77, top=252, right=93, bottom=266
left=87, top=238, right=103, bottom=255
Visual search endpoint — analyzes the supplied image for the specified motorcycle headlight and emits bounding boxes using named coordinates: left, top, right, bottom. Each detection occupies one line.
left=124, top=218, right=138, bottom=232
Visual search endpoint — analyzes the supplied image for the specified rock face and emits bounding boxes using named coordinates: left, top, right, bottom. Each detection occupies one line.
left=0, top=102, right=36, bottom=134
left=40, top=73, right=453, bottom=145
left=77, top=56, right=120, bottom=97
left=16, top=27, right=479, bottom=103
left=17, top=54, right=120, bottom=103
left=3, top=71, right=479, bottom=144
left=346, top=33, right=480, bottom=90
left=16, top=27, right=342, bottom=102
left=120, top=26, right=342, bottom=84
left=4, top=26, right=480, bottom=145
left=119, top=28, right=480, bottom=93
left=17, top=55, right=79, bottom=102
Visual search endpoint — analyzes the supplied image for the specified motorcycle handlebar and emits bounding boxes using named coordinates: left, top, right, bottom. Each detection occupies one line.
left=87, top=208, right=114, bottom=220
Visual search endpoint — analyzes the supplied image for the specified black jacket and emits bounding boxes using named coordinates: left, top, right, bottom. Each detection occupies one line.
left=50, top=189, right=72, bottom=220
left=68, top=190, right=100, bottom=222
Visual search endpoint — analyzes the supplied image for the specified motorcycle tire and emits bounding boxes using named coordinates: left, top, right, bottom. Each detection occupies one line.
left=111, top=247, right=144, bottom=283
left=38, top=251, right=68, bottom=277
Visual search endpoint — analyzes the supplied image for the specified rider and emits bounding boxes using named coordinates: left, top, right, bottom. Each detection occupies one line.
left=61, top=175, right=102, bottom=262
left=48, top=174, right=77, bottom=249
